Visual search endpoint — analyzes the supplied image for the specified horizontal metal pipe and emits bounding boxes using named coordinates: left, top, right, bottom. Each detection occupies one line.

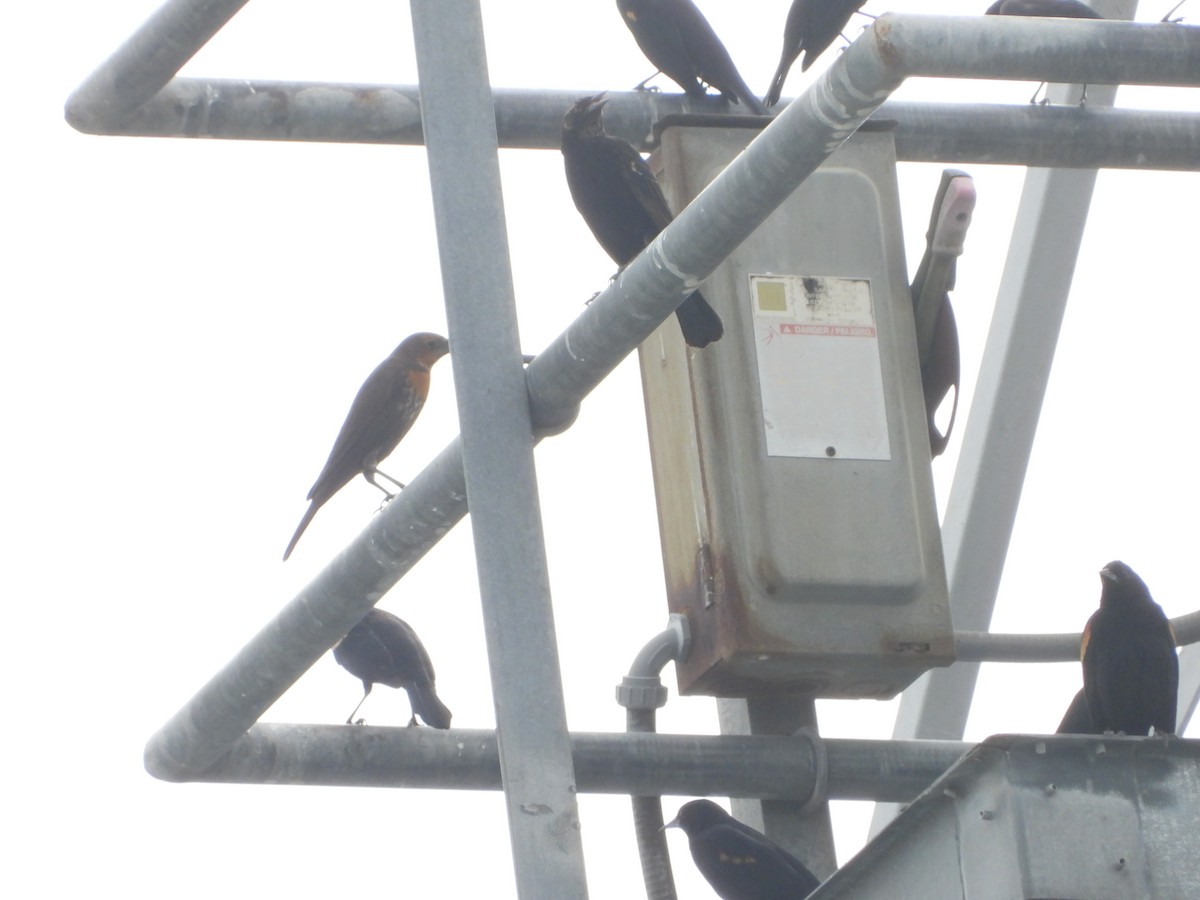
left=66, top=77, right=1200, bottom=171
left=153, top=723, right=971, bottom=803
left=956, top=608, right=1200, bottom=663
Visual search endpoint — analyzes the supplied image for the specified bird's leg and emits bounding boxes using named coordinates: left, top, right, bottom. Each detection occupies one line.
left=365, top=468, right=406, bottom=497
left=633, top=71, right=663, bottom=92
left=345, top=686, right=373, bottom=725
left=1161, top=0, right=1187, bottom=22
left=407, top=715, right=420, bottom=728
left=1029, top=81, right=1048, bottom=105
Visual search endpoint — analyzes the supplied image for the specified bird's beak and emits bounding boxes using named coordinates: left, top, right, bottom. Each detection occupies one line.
left=661, top=816, right=680, bottom=832
left=1100, top=565, right=1117, bottom=583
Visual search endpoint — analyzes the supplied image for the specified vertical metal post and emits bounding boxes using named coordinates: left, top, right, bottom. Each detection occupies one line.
left=409, top=2, right=588, bottom=896
left=718, top=698, right=837, bottom=879
left=872, top=0, right=1138, bottom=836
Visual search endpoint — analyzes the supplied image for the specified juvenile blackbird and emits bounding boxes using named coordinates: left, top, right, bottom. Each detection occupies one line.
left=1081, top=561, right=1178, bottom=735
left=666, top=799, right=820, bottom=899
left=985, top=0, right=1102, bottom=16
left=561, top=94, right=724, bottom=348
left=283, top=332, right=449, bottom=560
left=333, top=608, right=452, bottom=728
left=765, top=0, right=868, bottom=107
left=617, top=0, right=769, bottom=114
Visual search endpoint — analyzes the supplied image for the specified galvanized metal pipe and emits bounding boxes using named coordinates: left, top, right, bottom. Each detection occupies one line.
left=154, top=723, right=971, bottom=804
left=956, top=608, right=1200, bottom=663
left=64, top=0, right=251, bottom=132
left=408, top=0, right=587, bottom=895
left=63, top=78, right=1200, bottom=171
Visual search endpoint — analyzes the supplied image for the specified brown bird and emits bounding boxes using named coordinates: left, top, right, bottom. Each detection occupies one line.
left=561, top=94, right=724, bottom=348
left=765, top=0, right=868, bottom=108
left=283, top=332, right=450, bottom=561
left=333, top=608, right=452, bottom=728
left=1081, top=561, right=1179, bottom=736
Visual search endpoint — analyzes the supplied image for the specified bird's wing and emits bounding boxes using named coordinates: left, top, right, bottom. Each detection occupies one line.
left=621, top=150, right=676, bottom=234
left=307, top=357, right=411, bottom=500
left=372, top=613, right=436, bottom=686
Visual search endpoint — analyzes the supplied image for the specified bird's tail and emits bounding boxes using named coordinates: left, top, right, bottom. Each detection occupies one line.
left=727, top=77, right=770, bottom=116
left=676, top=290, right=724, bottom=349
left=409, top=682, right=453, bottom=729
left=283, top=501, right=319, bottom=561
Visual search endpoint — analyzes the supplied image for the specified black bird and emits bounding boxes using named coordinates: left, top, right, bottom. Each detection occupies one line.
left=283, top=332, right=450, bottom=560
left=666, top=799, right=820, bottom=900
left=1056, top=687, right=1097, bottom=734
left=561, top=95, right=724, bottom=348
left=617, top=0, right=769, bottom=115
left=333, top=608, right=452, bottom=728
left=985, top=0, right=1102, bottom=16
left=1081, top=561, right=1178, bottom=736
left=765, top=0, right=868, bottom=107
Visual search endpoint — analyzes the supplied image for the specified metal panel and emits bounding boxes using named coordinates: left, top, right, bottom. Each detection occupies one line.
left=820, top=735, right=1200, bottom=898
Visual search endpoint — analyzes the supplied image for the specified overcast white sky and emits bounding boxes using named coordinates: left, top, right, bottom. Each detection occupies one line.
left=6, top=1, right=1199, bottom=897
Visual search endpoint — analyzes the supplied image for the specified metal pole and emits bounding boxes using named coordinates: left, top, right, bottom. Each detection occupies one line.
left=64, top=79, right=1200, bottom=172
left=408, top=1, right=587, bottom=896
left=149, top=723, right=971, bottom=803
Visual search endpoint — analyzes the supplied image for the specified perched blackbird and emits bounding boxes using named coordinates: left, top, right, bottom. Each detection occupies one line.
left=283, top=332, right=450, bottom=560
left=617, top=0, right=769, bottom=114
left=1081, top=561, right=1178, bottom=735
left=561, top=95, right=723, bottom=348
left=333, top=608, right=452, bottom=728
left=1055, top=687, right=1097, bottom=734
left=666, top=799, right=820, bottom=900
left=765, top=0, right=868, bottom=107
left=985, top=0, right=1102, bottom=16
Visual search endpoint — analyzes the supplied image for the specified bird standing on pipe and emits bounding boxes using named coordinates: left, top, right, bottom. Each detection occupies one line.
left=283, top=332, right=450, bottom=560
left=1081, top=560, right=1178, bottom=736
left=765, top=0, right=869, bottom=108
left=561, top=94, right=724, bottom=349
left=616, top=0, right=769, bottom=115
left=334, top=608, right=452, bottom=728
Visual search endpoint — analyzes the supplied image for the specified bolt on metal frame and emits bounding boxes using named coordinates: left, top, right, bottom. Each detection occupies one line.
left=67, top=3, right=1200, bottom=896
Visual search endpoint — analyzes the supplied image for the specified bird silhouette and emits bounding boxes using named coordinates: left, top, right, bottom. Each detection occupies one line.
left=666, top=799, right=820, bottom=899
left=765, top=0, right=868, bottom=107
left=333, top=608, right=452, bottom=728
left=283, top=332, right=450, bottom=560
left=561, top=94, right=723, bottom=348
left=1081, top=561, right=1178, bottom=735
left=617, top=0, right=768, bottom=114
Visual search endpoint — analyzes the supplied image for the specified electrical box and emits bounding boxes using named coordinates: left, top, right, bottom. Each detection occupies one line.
left=639, top=121, right=954, bottom=699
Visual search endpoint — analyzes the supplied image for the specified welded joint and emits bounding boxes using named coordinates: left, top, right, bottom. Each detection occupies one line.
left=793, top=726, right=829, bottom=814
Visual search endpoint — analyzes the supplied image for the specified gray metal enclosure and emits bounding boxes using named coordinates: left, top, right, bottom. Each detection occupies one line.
left=66, top=1, right=1200, bottom=897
